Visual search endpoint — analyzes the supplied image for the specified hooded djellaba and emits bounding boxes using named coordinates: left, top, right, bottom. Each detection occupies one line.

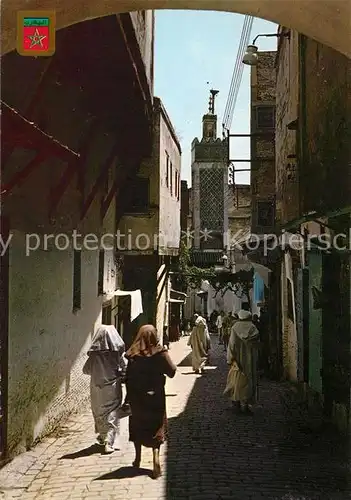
left=188, top=314, right=211, bottom=374
left=83, top=325, right=126, bottom=453
left=224, top=308, right=260, bottom=413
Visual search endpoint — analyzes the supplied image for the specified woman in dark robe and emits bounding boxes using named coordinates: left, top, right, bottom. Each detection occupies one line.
left=125, top=324, right=177, bottom=479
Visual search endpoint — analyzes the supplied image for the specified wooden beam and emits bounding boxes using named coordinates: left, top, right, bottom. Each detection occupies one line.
left=80, top=144, right=118, bottom=220
left=116, top=14, right=153, bottom=122
left=1, top=101, right=79, bottom=161
left=48, top=120, right=100, bottom=219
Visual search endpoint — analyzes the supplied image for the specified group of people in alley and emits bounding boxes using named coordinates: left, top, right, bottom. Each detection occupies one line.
left=188, top=306, right=266, bottom=413
left=82, top=306, right=265, bottom=479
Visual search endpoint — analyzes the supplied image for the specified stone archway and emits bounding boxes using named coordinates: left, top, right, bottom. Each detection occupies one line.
left=2, top=0, right=351, bottom=57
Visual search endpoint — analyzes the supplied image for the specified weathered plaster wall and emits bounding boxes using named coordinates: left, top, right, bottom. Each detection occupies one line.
left=275, top=29, right=300, bottom=225
left=158, top=102, right=182, bottom=255
left=250, top=51, right=276, bottom=234
left=275, top=29, right=300, bottom=383
left=8, top=234, right=102, bottom=455
left=303, top=39, right=350, bottom=214
left=228, top=184, right=251, bottom=242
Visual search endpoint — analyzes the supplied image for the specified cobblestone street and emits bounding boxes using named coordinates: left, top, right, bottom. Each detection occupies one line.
left=0, top=336, right=349, bottom=500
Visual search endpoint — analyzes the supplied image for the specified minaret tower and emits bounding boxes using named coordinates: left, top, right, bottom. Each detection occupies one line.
left=191, top=89, right=228, bottom=250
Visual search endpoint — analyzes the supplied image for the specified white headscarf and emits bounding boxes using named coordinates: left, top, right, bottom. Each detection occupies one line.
left=88, top=325, right=125, bottom=353
left=195, top=315, right=207, bottom=327
left=234, top=310, right=258, bottom=341
left=238, top=310, right=251, bottom=321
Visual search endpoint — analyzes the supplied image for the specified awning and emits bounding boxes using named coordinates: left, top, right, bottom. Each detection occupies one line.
left=106, top=289, right=143, bottom=321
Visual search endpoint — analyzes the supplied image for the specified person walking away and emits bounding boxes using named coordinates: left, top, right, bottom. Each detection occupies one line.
left=188, top=314, right=210, bottom=373
left=83, top=325, right=126, bottom=453
left=216, top=311, right=224, bottom=344
left=223, top=312, right=236, bottom=350
left=224, top=309, right=260, bottom=414
left=169, top=313, right=180, bottom=342
left=209, top=310, right=218, bottom=333
left=125, top=324, right=176, bottom=479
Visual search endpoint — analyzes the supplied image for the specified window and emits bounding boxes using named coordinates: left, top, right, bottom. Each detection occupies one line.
left=98, top=249, right=104, bottom=296
left=126, top=177, right=149, bottom=213
left=170, top=161, right=173, bottom=195
left=256, top=106, right=275, bottom=129
left=175, top=171, right=178, bottom=199
left=165, top=152, right=169, bottom=188
left=178, top=174, right=180, bottom=201
left=73, top=249, right=81, bottom=311
left=102, top=303, right=112, bottom=324
left=257, top=201, right=275, bottom=227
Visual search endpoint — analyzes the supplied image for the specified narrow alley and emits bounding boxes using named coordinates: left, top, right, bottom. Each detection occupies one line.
left=0, top=336, right=349, bottom=500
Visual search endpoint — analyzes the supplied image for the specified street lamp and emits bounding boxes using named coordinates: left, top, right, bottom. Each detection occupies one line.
left=242, top=32, right=290, bottom=66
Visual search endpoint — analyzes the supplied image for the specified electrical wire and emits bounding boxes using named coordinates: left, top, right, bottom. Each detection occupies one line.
left=223, top=16, right=249, bottom=129
left=222, top=16, right=253, bottom=131
left=224, top=16, right=253, bottom=131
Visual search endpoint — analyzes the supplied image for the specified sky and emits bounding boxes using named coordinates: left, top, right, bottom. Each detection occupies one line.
left=153, top=10, right=277, bottom=186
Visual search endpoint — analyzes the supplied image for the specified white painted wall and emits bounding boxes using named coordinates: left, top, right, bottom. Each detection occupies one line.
left=8, top=231, right=103, bottom=455
left=118, top=100, right=181, bottom=256
left=158, top=106, right=181, bottom=254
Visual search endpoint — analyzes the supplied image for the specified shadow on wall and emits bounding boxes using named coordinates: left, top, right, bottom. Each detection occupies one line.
left=166, top=352, right=350, bottom=499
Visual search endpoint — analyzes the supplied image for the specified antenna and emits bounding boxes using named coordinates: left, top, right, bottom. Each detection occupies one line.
left=209, top=89, right=219, bottom=114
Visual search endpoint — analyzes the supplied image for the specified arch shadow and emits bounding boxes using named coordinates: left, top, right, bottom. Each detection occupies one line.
left=2, top=1, right=351, bottom=57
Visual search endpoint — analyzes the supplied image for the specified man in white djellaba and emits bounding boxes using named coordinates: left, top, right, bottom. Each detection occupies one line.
left=224, top=306, right=260, bottom=414
left=83, top=325, right=127, bottom=453
left=188, top=314, right=211, bottom=373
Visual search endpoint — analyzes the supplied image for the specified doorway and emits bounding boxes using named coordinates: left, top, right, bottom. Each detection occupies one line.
left=307, top=247, right=323, bottom=395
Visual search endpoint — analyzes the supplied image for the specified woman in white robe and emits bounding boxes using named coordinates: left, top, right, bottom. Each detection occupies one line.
left=83, top=325, right=126, bottom=453
left=187, top=315, right=210, bottom=373
left=224, top=310, right=259, bottom=413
